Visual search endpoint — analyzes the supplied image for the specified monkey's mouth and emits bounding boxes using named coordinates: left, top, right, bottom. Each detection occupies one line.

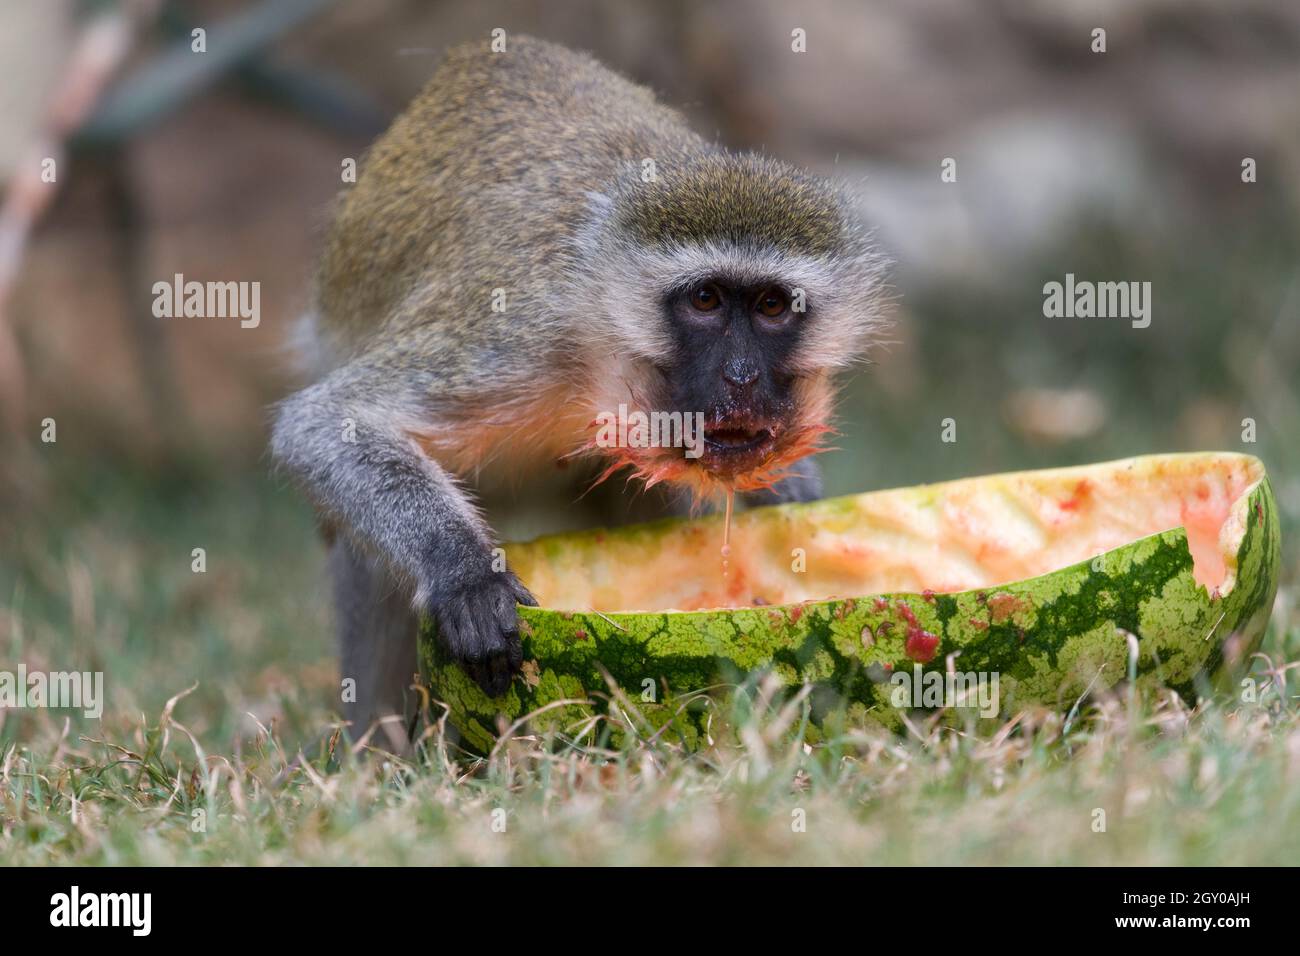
left=704, top=426, right=772, bottom=453
left=584, top=378, right=835, bottom=498
left=701, top=424, right=777, bottom=473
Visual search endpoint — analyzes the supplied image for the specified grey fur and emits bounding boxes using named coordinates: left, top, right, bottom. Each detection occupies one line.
left=329, top=539, right=419, bottom=750
left=270, top=37, right=888, bottom=732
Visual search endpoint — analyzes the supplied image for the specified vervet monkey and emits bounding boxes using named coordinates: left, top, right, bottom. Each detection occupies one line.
left=271, top=36, right=888, bottom=738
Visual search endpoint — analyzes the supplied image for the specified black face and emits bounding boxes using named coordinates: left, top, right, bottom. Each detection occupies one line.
left=663, top=279, right=804, bottom=475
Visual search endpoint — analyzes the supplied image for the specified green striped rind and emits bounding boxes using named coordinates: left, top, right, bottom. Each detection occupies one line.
left=420, top=477, right=1280, bottom=753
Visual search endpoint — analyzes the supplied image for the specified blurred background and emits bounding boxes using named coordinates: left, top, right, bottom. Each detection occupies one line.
left=1, top=0, right=1297, bottom=743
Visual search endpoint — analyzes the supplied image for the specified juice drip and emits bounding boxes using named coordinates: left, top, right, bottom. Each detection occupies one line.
left=721, top=487, right=734, bottom=577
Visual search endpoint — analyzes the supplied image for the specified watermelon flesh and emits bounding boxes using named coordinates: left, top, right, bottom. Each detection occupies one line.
left=513, top=453, right=1259, bottom=611
left=421, top=453, right=1280, bottom=749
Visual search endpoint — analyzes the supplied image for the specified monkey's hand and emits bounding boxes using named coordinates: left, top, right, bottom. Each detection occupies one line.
left=271, top=361, right=542, bottom=702
left=427, top=567, right=537, bottom=698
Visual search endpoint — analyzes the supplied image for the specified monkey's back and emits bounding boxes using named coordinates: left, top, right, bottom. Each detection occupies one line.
left=313, top=36, right=703, bottom=381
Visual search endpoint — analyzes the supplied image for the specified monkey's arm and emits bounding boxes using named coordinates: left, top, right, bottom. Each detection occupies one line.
left=270, top=356, right=534, bottom=697
left=742, top=457, right=823, bottom=507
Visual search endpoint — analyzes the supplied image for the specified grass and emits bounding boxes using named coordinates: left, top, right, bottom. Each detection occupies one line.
left=1, top=450, right=1297, bottom=866
left=2, top=213, right=1297, bottom=866
left=3, top=639, right=1299, bottom=866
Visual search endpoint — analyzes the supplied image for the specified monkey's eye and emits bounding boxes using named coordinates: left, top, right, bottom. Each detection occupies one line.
left=755, top=286, right=790, bottom=319
left=689, top=284, right=723, bottom=312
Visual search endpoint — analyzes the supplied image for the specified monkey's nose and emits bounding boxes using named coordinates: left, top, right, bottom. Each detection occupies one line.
left=722, top=358, right=760, bottom=388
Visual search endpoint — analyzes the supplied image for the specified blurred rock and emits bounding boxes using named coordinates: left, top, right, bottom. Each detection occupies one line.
left=842, top=115, right=1155, bottom=287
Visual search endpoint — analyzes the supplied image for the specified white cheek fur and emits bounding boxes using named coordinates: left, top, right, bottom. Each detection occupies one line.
left=571, top=236, right=890, bottom=375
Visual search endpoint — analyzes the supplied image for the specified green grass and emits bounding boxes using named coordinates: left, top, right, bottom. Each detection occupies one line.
left=1, top=451, right=1297, bottom=866
left=2, top=212, right=1297, bottom=866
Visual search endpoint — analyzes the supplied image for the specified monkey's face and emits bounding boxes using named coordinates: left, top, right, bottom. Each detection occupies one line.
left=662, top=279, right=808, bottom=479
left=582, top=275, right=836, bottom=499
left=580, top=154, right=889, bottom=498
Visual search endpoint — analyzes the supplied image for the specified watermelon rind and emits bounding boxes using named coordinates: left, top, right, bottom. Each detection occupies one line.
left=420, top=453, right=1280, bottom=751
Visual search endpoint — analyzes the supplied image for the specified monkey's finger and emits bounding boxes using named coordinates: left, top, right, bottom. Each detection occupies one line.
left=490, top=592, right=525, bottom=672
left=456, top=616, right=492, bottom=689
left=489, top=582, right=519, bottom=624
left=482, top=613, right=520, bottom=696
left=465, top=658, right=491, bottom=694
left=484, top=652, right=513, bottom=697
left=505, top=628, right=523, bottom=670
left=444, top=603, right=498, bottom=699
left=509, top=575, right=539, bottom=607
left=472, top=606, right=513, bottom=691
left=436, top=601, right=474, bottom=658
